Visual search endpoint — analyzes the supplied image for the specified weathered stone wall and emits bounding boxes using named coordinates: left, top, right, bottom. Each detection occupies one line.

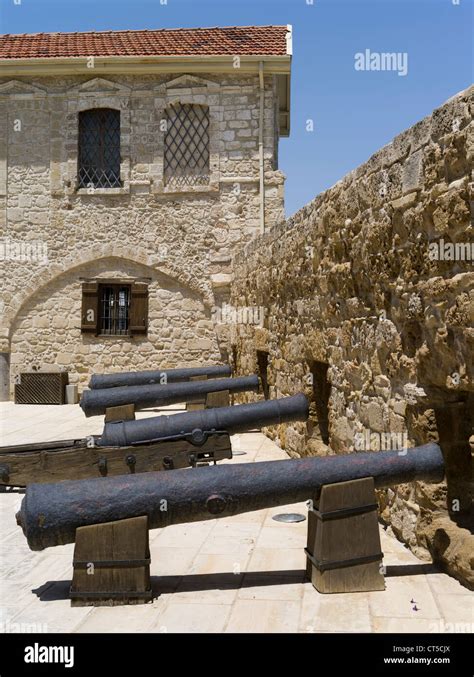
left=10, top=257, right=220, bottom=385
left=230, top=86, right=473, bottom=587
left=0, top=72, right=284, bottom=392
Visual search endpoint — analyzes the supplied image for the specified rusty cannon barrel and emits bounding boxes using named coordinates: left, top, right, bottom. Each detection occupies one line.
left=16, top=443, right=444, bottom=551
left=97, top=393, right=309, bottom=447
left=89, top=365, right=232, bottom=390
left=80, top=374, right=259, bottom=418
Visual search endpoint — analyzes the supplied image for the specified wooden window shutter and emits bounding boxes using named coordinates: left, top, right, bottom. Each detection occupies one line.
left=130, top=282, right=149, bottom=335
left=81, top=282, right=99, bottom=334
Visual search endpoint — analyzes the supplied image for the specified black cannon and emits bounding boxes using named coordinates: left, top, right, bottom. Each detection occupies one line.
left=80, top=374, right=259, bottom=417
left=1, top=394, right=309, bottom=485
left=16, top=442, right=444, bottom=550
left=89, top=365, right=232, bottom=390
left=97, top=392, right=309, bottom=447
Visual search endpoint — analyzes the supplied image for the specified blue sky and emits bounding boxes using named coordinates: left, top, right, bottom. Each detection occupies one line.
left=0, top=0, right=472, bottom=216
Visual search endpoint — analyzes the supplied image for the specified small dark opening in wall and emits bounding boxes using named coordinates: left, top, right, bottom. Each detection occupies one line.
left=231, top=345, right=238, bottom=376
left=257, top=350, right=270, bottom=400
left=401, top=320, right=424, bottom=358
left=426, top=388, right=473, bottom=531
left=308, top=361, right=331, bottom=445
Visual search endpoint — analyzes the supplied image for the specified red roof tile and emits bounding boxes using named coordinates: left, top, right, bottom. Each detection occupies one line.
left=0, top=25, right=289, bottom=60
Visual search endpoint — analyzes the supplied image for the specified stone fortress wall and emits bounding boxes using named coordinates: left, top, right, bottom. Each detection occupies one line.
left=230, top=86, right=473, bottom=587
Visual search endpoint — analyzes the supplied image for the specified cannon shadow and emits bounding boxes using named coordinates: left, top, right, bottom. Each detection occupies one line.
left=32, top=570, right=306, bottom=602
left=31, top=563, right=437, bottom=603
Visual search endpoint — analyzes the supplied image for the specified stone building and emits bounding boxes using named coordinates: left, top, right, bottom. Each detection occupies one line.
left=231, top=85, right=473, bottom=588
left=0, top=25, right=292, bottom=396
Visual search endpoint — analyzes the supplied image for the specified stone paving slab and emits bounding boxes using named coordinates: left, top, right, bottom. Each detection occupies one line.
left=0, top=403, right=472, bottom=634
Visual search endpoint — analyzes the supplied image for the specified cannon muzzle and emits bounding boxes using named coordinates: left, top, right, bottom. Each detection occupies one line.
left=80, top=375, right=259, bottom=417
left=16, top=443, right=444, bottom=551
left=89, top=365, right=232, bottom=390
left=97, top=393, right=309, bottom=447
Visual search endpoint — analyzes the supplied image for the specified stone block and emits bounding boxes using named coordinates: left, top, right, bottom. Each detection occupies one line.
left=402, top=149, right=423, bottom=194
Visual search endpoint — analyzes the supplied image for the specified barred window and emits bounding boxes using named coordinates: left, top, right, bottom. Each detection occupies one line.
left=99, top=284, right=130, bottom=336
left=78, top=108, right=121, bottom=189
left=164, top=103, right=210, bottom=187
left=81, top=281, right=148, bottom=337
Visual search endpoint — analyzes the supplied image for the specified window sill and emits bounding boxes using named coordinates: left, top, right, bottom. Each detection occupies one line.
left=152, top=182, right=219, bottom=196
left=93, top=334, right=148, bottom=339
left=76, top=186, right=130, bottom=196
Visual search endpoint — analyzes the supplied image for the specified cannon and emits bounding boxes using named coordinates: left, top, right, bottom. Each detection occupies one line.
left=89, top=365, right=232, bottom=390
left=16, top=442, right=444, bottom=551
left=97, top=392, right=309, bottom=447
left=1, top=394, right=309, bottom=485
left=80, top=374, right=259, bottom=417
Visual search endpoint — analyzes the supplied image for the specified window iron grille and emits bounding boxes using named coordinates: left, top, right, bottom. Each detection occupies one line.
left=99, top=284, right=130, bottom=336
left=78, top=109, right=121, bottom=189
left=164, top=103, right=210, bottom=187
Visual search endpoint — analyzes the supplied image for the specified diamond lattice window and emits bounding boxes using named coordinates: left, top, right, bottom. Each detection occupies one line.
left=78, top=109, right=121, bottom=189
left=164, top=103, right=210, bottom=187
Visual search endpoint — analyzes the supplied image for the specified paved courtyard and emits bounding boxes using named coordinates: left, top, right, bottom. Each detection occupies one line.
left=0, top=403, right=472, bottom=633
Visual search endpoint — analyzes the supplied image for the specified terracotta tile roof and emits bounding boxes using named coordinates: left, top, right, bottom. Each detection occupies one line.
left=0, top=25, right=289, bottom=60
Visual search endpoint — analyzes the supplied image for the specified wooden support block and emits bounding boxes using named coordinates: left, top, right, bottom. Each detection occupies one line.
left=104, top=403, right=136, bottom=422
left=186, top=401, right=206, bottom=411
left=205, top=390, right=230, bottom=408
left=186, top=375, right=207, bottom=411
left=305, top=477, right=385, bottom=593
left=70, top=516, right=152, bottom=606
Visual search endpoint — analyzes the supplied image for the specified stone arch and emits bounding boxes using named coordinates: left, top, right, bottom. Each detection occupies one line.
left=4, top=245, right=214, bottom=340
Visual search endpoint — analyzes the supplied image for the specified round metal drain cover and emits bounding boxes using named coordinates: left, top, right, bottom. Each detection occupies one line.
left=272, top=513, right=306, bottom=523
left=232, top=450, right=247, bottom=456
